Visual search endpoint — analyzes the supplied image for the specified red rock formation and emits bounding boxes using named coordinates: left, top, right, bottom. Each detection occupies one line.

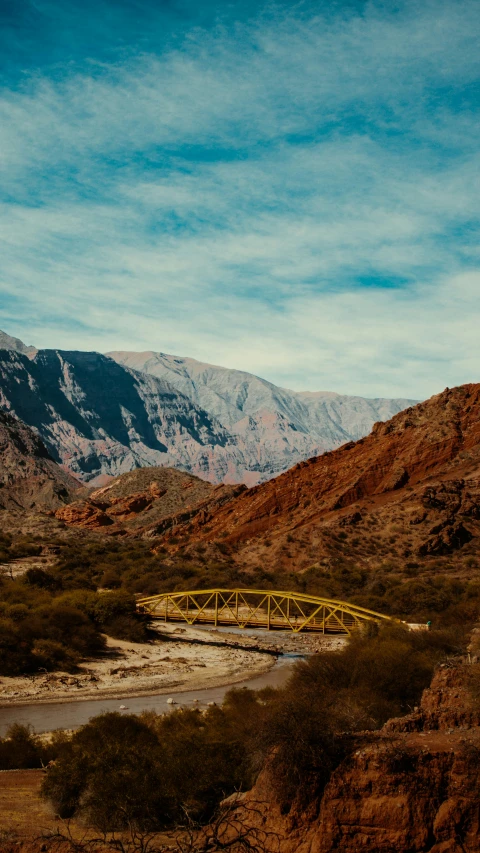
left=55, top=502, right=114, bottom=528
left=55, top=466, right=215, bottom=533
left=244, top=659, right=480, bottom=853
left=153, top=384, right=480, bottom=574
left=107, top=492, right=153, bottom=517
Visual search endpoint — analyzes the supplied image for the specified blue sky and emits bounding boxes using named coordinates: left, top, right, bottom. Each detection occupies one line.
left=1, top=0, right=479, bottom=399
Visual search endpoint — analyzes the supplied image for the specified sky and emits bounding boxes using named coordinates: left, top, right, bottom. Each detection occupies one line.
left=0, top=0, right=479, bottom=399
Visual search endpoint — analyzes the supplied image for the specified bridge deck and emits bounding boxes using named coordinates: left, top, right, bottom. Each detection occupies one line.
left=137, top=589, right=392, bottom=635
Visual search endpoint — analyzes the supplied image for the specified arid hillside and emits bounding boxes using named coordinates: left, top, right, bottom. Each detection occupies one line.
left=46, top=383, right=480, bottom=620
left=144, top=384, right=480, bottom=586
left=55, top=465, right=245, bottom=532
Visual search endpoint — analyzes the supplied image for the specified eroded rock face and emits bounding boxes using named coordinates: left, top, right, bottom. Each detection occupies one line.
left=245, top=661, right=480, bottom=853
left=315, top=739, right=480, bottom=853
left=418, top=521, right=473, bottom=556
left=0, top=409, right=79, bottom=510
left=0, top=346, right=238, bottom=485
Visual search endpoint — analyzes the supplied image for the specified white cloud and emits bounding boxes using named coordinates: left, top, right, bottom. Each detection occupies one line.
left=0, top=0, right=479, bottom=399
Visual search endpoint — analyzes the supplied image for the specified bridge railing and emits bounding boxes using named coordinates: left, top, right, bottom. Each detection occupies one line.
left=136, top=588, right=393, bottom=635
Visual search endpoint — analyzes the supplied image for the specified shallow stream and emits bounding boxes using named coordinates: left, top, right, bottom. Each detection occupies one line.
left=0, top=653, right=302, bottom=736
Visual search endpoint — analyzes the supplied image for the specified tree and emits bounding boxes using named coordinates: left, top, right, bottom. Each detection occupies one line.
left=42, top=713, right=169, bottom=831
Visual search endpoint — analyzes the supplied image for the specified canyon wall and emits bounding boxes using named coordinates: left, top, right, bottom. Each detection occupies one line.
left=244, top=656, right=480, bottom=853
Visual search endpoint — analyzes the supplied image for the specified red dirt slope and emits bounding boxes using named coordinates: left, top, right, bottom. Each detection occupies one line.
left=159, top=384, right=480, bottom=575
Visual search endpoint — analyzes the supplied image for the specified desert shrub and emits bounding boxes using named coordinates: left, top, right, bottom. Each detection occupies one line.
left=0, top=617, right=33, bottom=675
left=288, top=625, right=459, bottom=722
left=32, top=639, right=79, bottom=671
left=6, top=603, right=29, bottom=622
left=257, top=687, right=343, bottom=809
left=0, top=724, right=42, bottom=770
left=56, top=588, right=149, bottom=643
left=43, top=694, right=269, bottom=831
left=92, top=589, right=136, bottom=625
left=256, top=624, right=460, bottom=808
left=0, top=581, right=107, bottom=675
left=147, top=706, right=251, bottom=819
left=25, top=568, right=60, bottom=590
left=0, top=725, right=70, bottom=771
left=42, top=713, right=168, bottom=830
left=99, top=568, right=122, bottom=588
left=28, top=605, right=105, bottom=659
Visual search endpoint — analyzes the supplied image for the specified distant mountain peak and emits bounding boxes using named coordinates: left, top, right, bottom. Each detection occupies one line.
left=0, top=331, right=418, bottom=488
left=108, top=348, right=418, bottom=484
left=0, top=330, right=37, bottom=358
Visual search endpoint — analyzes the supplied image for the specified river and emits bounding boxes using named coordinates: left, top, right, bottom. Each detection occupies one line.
left=0, top=653, right=303, bottom=736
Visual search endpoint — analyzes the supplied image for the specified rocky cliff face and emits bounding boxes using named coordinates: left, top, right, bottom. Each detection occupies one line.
left=0, top=332, right=415, bottom=487
left=0, top=409, right=80, bottom=510
left=109, top=349, right=416, bottom=485
left=246, top=659, right=480, bottom=853
left=0, top=345, right=244, bottom=484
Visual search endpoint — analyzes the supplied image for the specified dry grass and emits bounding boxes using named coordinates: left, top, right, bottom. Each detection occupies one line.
left=0, top=770, right=58, bottom=837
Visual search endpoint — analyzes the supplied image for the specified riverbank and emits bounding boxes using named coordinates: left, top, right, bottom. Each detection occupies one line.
left=0, top=623, right=285, bottom=708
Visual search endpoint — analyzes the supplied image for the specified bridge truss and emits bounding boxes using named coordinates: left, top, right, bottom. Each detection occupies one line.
left=136, top=588, right=392, bottom=634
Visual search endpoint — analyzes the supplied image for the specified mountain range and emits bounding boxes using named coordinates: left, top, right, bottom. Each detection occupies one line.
left=0, top=331, right=415, bottom=485
left=50, top=383, right=480, bottom=591
left=1, top=367, right=479, bottom=590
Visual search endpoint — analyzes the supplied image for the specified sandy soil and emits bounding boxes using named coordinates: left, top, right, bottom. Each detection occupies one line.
left=0, top=624, right=284, bottom=708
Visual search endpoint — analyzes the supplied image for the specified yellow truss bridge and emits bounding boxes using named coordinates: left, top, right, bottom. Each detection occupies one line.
left=137, top=589, right=393, bottom=635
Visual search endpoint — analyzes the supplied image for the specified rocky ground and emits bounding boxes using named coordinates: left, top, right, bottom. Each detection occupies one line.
left=243, top=655, right=480, bottom=853
left=0, top=625, right=343, bottom=708
left=0, top=624, right=276, bottom=707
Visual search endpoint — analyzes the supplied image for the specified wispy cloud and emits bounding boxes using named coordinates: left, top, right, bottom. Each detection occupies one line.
left=0, top=0, right=479, bottom=398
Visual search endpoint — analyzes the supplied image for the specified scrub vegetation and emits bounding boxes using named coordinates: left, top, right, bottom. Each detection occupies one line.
left=0, top=625, right=456, bottom=831
left=0, top=523, right=476, bottom=679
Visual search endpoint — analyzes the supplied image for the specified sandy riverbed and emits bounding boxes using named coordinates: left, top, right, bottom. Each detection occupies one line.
left=0, top=623, right=282, bottom=708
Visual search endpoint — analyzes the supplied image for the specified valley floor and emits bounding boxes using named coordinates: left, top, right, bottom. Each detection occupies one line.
left=0, top=624, right=274, bottom=708
left=0, top=625, right=343, bottom=709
